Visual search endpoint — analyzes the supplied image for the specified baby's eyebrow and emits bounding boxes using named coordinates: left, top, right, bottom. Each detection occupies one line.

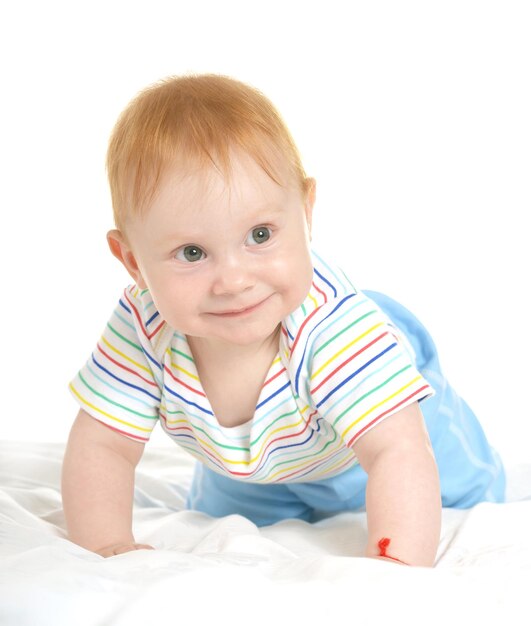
left=248, top=204, right=285, bottom=218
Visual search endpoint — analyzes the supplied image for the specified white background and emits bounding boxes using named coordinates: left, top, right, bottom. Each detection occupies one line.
left=1, top=1, right=529, bottom=464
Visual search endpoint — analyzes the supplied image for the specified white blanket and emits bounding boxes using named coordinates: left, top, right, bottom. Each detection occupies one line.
left=1, top=441, right=530, bottom=625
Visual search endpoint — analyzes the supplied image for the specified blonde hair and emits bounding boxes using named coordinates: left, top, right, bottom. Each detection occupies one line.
left=106, top=74, right=310, bottom=230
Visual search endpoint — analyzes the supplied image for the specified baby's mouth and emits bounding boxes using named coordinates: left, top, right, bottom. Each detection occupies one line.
left=210, top=296, right=270, bottom=316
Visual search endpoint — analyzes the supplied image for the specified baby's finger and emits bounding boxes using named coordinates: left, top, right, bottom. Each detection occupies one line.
left=111, top=543, right=139, bottom=555
left=133, top=544, right=155, bottom=551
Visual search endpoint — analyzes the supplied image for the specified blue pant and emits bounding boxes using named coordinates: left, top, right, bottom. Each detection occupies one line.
left=186, top=291, right=506, bottom=526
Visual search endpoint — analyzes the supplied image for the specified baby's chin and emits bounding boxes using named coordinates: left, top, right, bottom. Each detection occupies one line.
left=186, top=324, right=282, bottom=352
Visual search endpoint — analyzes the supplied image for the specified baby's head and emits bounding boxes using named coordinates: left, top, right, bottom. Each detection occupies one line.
left=106, top=74, right=316, bottom=348
left=107, top=73, right=312, bottom=231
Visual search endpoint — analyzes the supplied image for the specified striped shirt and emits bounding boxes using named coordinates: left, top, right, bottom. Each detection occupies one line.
left=69, top=248, right=435, bottom=483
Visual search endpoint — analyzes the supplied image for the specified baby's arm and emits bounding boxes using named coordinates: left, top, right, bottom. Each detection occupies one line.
left=352, top=401, right=441, bottom=567
left=61, top=409, right=154, bottom=557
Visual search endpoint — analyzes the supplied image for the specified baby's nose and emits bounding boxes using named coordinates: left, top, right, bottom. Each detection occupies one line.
left=211, top=255, right=255, bottom=296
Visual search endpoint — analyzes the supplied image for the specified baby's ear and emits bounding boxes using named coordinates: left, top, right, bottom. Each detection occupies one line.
left=304, top=177, right=316, bottom=237
left=106, top=229, right=148, bottom=289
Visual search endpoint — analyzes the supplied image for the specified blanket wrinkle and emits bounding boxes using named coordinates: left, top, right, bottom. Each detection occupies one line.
left=1, top=441, right=530, bottom=626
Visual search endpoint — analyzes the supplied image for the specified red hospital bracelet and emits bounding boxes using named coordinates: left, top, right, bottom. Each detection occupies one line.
left=377, top=538, right=410, bottom=565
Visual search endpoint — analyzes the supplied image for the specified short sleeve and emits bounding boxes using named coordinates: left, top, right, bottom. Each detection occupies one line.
left=305, top=292, right=435, bottom=448
left=68, top=287, right=163, bottom=442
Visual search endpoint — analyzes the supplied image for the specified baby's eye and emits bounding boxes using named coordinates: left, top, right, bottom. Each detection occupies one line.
left=175, top=245, right=205, bottom=263
left=247, top=226, right=272, bottom=246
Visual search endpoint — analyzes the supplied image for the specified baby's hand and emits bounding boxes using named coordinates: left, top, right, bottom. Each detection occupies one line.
left=95, top=542, right=155, bottom=558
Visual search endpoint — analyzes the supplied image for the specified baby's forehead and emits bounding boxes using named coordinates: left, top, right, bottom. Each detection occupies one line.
left=156, top=150, right=296, bottom=208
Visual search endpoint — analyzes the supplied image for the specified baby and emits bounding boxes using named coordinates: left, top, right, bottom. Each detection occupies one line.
left=62, top=74, right=505, bottom=566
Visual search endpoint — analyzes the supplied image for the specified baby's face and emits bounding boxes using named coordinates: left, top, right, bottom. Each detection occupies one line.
left=119, top=150, right=315, bottom=350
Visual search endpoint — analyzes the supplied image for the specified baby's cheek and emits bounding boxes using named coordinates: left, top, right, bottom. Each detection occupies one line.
left=267, top=251, right=313, bottom=309
left=150, top=292, right=184, bottom=327
left=285, top=267, right=313, bottom=311
left=296, top=258, right=315, bottom=297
